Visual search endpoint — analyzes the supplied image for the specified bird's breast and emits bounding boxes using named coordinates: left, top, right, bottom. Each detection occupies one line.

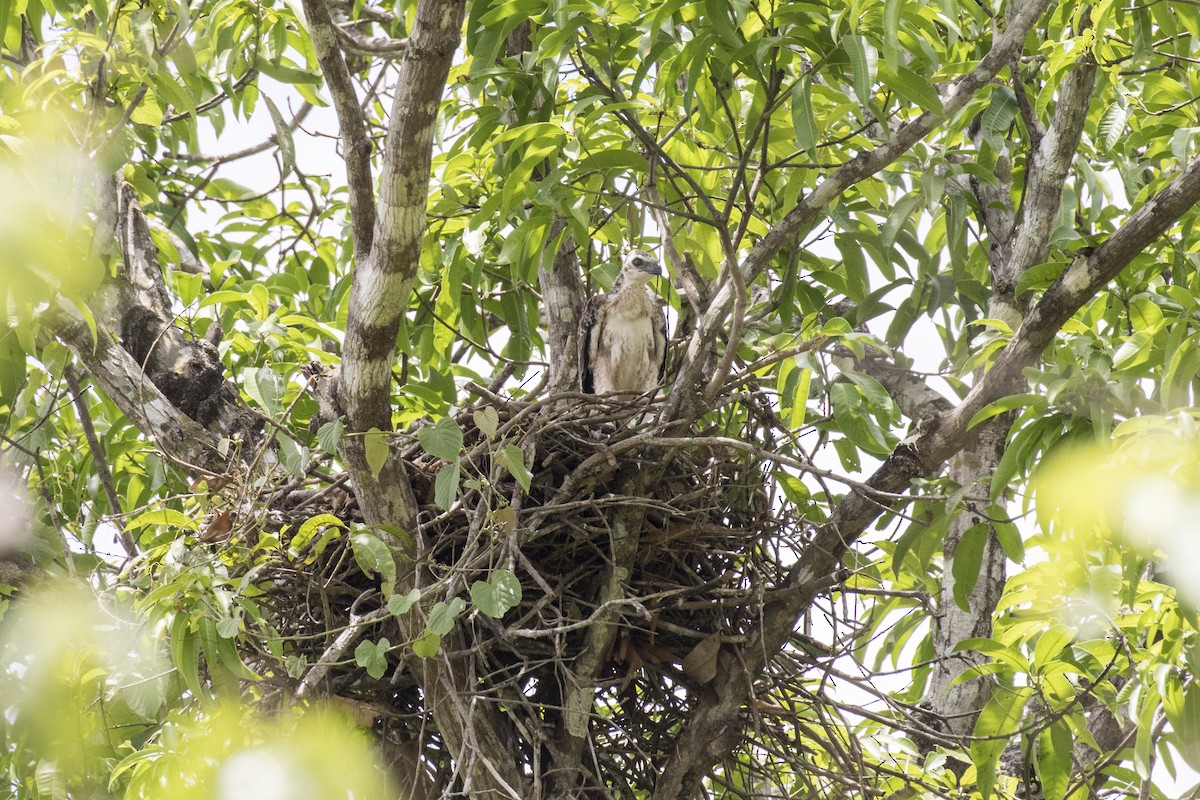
left=595, top=290, right=660, bottom=394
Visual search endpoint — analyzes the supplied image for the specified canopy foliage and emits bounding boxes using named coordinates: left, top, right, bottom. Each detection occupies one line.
left=5, top=0, right=1200, bottom=798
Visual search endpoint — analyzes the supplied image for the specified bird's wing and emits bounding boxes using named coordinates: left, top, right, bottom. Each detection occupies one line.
left=578, top=293, right=606, bottom=393
left=652, top=300, right=668, bottom=382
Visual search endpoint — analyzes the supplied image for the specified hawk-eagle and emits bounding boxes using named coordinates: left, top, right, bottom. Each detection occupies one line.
left=579, top=250, right=668, bottom=395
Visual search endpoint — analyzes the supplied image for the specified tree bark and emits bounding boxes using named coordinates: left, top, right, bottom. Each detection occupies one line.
left=324, top=1, right=524, bottom=794
left=300, top=0, right=377, bottom=259
left=926, top=47, right=1097, bottom=743
left=537, top=223, right=585, bottom=395
left=52, top=181, right=261, bottom=475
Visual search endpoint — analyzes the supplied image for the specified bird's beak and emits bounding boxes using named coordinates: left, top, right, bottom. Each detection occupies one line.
left=644, top=260, right=663, bottom=277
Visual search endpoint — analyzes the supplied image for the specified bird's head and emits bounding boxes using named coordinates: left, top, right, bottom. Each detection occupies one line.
left=621, top=250, right=663, bottom=284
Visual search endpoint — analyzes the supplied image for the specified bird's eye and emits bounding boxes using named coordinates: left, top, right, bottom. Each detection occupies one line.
left=632, top=257, right=643, bottom=267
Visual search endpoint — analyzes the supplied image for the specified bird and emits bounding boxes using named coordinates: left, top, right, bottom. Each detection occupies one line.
left=579, top=250, right=668, bottom=396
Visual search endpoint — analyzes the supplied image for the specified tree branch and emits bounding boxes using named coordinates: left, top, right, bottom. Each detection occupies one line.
left=49, top=304, right=228, bottom=475
left=653, top=132, right=1200, bottom=800
left=300, top=0, right=377, bottom=259
left=336, top=0, right=464, bottom=531
left=663, top=0, right=1058, bottom=424
left=167, top=103, right=313, bottom=164
left=1000, top=52, right=1097, bottom=301
left=538, top=223, right=586, bottom=395
left=329, top=1, right=525, bottom=795
left=330, top=18, right=408, bottom=57
left=924, top=45, right=1097, bottom=743
left=64, top=367, right=136, bottom=557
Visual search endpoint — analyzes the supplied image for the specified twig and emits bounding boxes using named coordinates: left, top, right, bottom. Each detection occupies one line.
left=295, top=604, right=391, bottom=699
left=64, top=367, right=135, bottom=557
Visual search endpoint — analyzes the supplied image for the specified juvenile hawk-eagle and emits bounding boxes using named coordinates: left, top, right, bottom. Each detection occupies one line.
left=579, top=250, right=667, bottom=395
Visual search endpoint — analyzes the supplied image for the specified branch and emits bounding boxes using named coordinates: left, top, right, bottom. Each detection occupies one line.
left=295, top=606, right=390, bottom=699
left=161, top=69, right=259, bottom=124
left=331, top=19, right=408, bottom=57
left=49, top=303, right=228, bottom=475
left=340, top=0, right=463, bottom=437
left=644, top=177, right=708, bottom=314
left=329, top=1, right=525, bottom=795
left=167, top=103, right=313, bottom=164
left=663, top=0, right=1058, bottom=423
left=831, top=345, right=954, bottom=421
left=1000, top=53, right=1097, bottom=299
left=537, top=222, right=586, bottom=394
left=327, top=0, right=400, bottom=27
left=335, top=0, right=465, bottom=531
left=50, top=181, right=257, bottom=475
left=923, top=41, right=1097, bottom=741
left=64, top=367, right=135, bottom=557
left=654, top=137, right=1200, bottom=800
left=300, top=0, right=377, bottom=259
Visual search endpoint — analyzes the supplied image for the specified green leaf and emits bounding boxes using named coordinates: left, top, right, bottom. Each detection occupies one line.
left=130, top=92, right=164, bottom=126
left=843, top=35, right=877, bottom=108
left=426, top=597, right=467, bottom=637
left=412, top=632, right=441, bottom=659
left=351, top=532, right=397, bottom=592
left=980, top=85, right=1017, bottom=150
left=1176, top=686, right=1200, bottom=772
left=434, top=462, right=460, bottom=512
left=1033, top=623, right=1076, bottom=669
left=433, top=265, right=461, bottom=361
left=892, top=514, right=946, bottom=578
left=262, top=94, right=296, bottom=175
left=216, top=614, right=239, bottom=639
left=951, top=522, right=989, bottom=612
left=791, top=79, right=818, bottom=153
left=967, top=393, right=1046, bottom=430
left=1015, top=260, right=1069, bottom=297
left=255, top=55, right=322, bottom=84
left=1099, top=101, right=1128, bottom=153
left=316, top=419, right=343, bottom=454
left=991, top=516, right=1024, bottom=563
left=354, top=638, right=389, bottom=680
left=1036, top=720, right=1073, bottom=800
left=473, top=406, right=499, bottom=439
left=470, top=569, right=522, bottom=619
left=278, top=437, right=306, bottom=479
left=364, top=427, right=389, bottom=478
left=388, top=588, right=421, bottom=616
left=971, top=686, right=1033, bottom=800
left=169, top=613, right=206, bottom=699
left=0, top=332, right=25, bottom=403
left=882, top=0, right=902, bottom=64
left=0, top=0, right=13, bottom=53
left=244, top=366, right=283, bottom=417
left=878, top=63, right=944, bottom=115
left=952, top=637, right=1032, bottom=674
left=126, top=508, right=198, bottom=531
left=1113, top=330, right=1155, bottom=370
left=35, top=759, right=65, bottom=800
left=830, top=383, right=890, bottom=456
left=292, top=513, right=344, bottom=554
left=151, top=72, right=196, bottom=118
left=882, top=194, right=921, bottom=250
left=418, top=417, right=463, bottom=461
left=499, top=444, right=533, bottom=492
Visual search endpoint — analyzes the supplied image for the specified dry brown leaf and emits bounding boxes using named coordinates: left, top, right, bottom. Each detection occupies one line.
left=681, top=633, right=721, bottom=685
left=199, top=509, right=233, bottom=543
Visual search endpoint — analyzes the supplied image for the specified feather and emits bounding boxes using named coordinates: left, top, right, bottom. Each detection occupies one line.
left=579, top=251, right=667, bottom=395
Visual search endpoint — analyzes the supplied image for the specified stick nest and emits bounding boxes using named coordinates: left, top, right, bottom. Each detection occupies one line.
left=262, top=389, right=817, bottom=794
